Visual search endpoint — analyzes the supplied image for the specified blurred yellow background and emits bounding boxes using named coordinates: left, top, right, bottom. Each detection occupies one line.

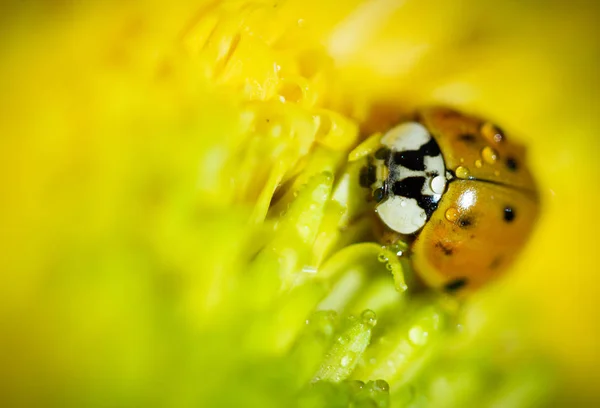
left=0, top=0, right=598, bottom=405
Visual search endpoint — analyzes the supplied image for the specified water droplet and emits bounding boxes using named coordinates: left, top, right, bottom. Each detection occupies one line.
left=481, top=122, right=504, bottom=143
left=475, top=159, right=483, bottom=168
left=385, top=263, right=393, bottom=271
left=338, top=335, right=349, bottom=345
left=445, top=207, right=459, bottom=222
left=361, top=309, right=378, bottom=327
left=408, top=326, right=429, bottom=346
left=455, top=166, right=470, bottom=179
left=341, top=355, right=351, bottom=367
left=460, top=157, right=465, bottom=163
left=430, top=175, right=446, bottom=194
left=348, top=380, right=365, bottom=392
left=373, top=379, right=390, bottom=392
left=377, top=252, right=388, bottom=263
left=482, top=146, right=499, bottom=164
left=322, top=171, right=334, bottom=182
left=389, top=243, right=405, bottom=257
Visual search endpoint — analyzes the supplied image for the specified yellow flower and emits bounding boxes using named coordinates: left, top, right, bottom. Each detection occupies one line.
left=0, top=0, right=598, bottom=406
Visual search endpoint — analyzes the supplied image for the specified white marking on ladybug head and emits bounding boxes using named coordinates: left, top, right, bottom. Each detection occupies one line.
left=380, top=122, right=430, bottom=151
left=423, top=155, right=445, bottom=176
left=376, top=196, right=427, bottom=234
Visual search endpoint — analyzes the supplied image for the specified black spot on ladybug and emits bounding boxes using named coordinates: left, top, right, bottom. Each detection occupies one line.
left=457, top=215, right=475, bottom=229
left=458, top=133, right=476, bottom=143
left=503, top=206, right=515, bottom=222
left=444, top=278, right=468, bottom=292
left=420, top=198, right=439, bottom=218
left=459, top=220, right=471, bottom=228
left=421, top=137, right=441, bottom=157
left=393, top=177, right=424, bottom=196
left=374, top=147, right=391, bottom=160
left=359, top=165, right=377, bottom=188
left=392, top=177, right=438, bottom=217
left=393, top=151, right=424, bottom=171
left=373, top=187, right=386, bottom=203
left=506, top=157, right=518, bottom=171
left=490, top=256, right=503, bottom=270
left=392, top=137, right=441, bottom=171
left=435, top=241, right=454, bottom=256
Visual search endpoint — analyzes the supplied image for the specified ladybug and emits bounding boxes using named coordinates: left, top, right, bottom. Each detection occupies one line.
left=357, top=107, right=539, bottom=294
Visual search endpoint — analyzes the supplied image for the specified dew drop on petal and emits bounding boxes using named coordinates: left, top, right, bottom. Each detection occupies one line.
left=348, top=380, right=365, bottom=392
left=338, top=335, right=349, bottom=345
left=408, top=326, right=429, bottom=346
left=374, top=379, right=390, bottom=392
left=361, top=309, right=378, bottom=327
